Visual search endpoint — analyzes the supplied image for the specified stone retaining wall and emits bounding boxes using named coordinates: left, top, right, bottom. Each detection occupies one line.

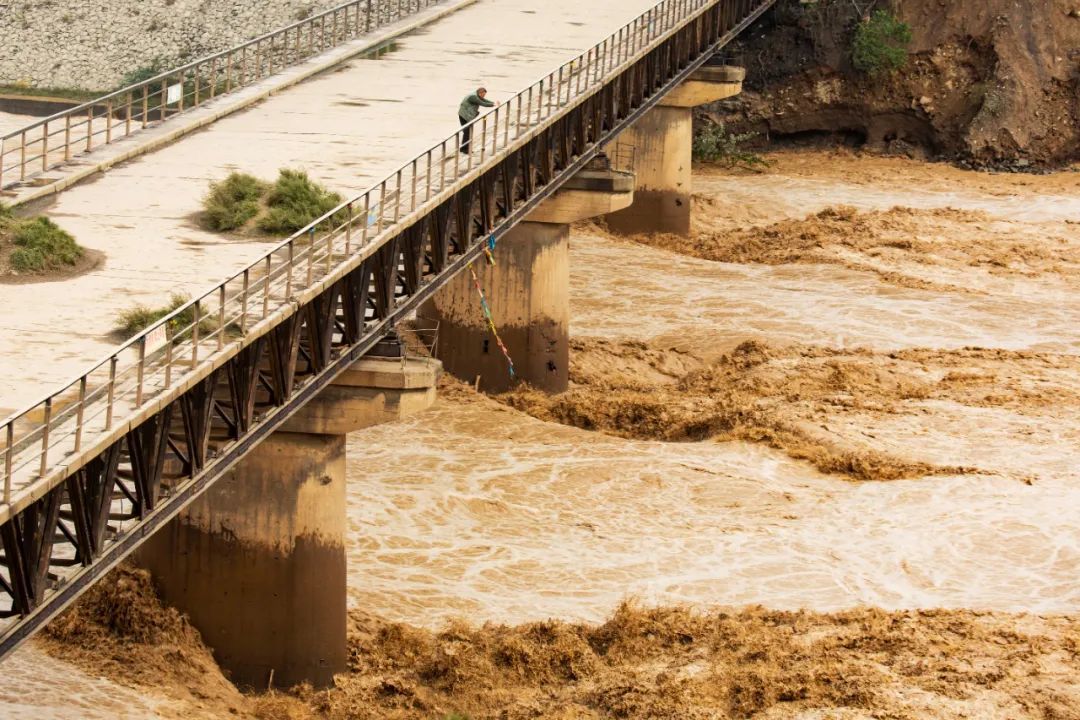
left=0, top=0, right=348, bottom=91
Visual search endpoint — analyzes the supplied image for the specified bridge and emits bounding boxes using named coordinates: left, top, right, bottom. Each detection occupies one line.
left=0, top=0, right=772, bottom=689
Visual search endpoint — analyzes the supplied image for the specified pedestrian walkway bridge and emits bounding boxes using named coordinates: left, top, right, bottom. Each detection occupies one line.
left=0, top=0, right=774, bottom=677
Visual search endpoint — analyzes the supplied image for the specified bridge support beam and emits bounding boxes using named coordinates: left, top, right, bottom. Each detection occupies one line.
left=423, top=162, right=633, bottom=393
left=605, top=64, right=744, bottom=236
left=137, top=354, right=439, bottom=690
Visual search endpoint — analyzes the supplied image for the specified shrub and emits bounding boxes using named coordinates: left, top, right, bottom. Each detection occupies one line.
left=9, top=217, right=83, bottom=272
left=692, top=122, right=769, bottom=171
left=120, top=60, right=168, bottom=88
left=201, top=172, right=268, bottom=231
left=116, top=292, right=206, bottom=338
left=257, top=169, right=346, bottom=235
left=852, top=10, right=912, bottom=77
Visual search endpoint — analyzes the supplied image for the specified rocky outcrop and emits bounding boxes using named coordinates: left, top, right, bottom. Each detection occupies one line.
left=710, top=0, right=1080, bottom=167
left=0, top=0, right=345, bottom=91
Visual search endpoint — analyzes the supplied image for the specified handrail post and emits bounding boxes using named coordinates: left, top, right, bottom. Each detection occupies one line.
left=65, top=114, right=72, bottom=161
left=346, top=203, right=354, bottom=254
left=286, top=241, right=295, bottom=298
left=263, top=255, right=272, bottom=317
left=516, top=93, right=523, bottom=140
left=218, top=286, right=226, bottom=349
left=361, top=194, right=371, bottom=245
left=394, top=170, right=402, bottom=223
left=479, top=115, right=487, bottom=164
left=503, top=101, right=510, bottom=147
left=105, top=356, right=117, bottom=429
left=41, top=121, right=48, bottom=173
left=241, top=269, right=250, bottom=333
left=307, top=229, right=315, bottom=286
left=86, top=106, right=93, bottom=152
left=136, top=336, right=146, bottom=406
left=39, top=398, right=52, bottom=478
left=377, top=181, right=386, bottom=235
left=165, top=331, right=174, bottom=388
left=192, top=301, right=202, bottom=365
left=454, top=130, right=461, bottom=178
left=326, top=229, right=333, bottom=273
left=4, top=422, right=12, bottom=504
left=425, top=151, right=432, bottom=202
left=74, top=376, right=87, bottom=452
left=410, top=158, right=418, bottom=212
left=439, top=141, right=447, bottom=193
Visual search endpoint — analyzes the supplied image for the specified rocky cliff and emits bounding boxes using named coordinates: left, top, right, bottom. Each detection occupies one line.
left=712, top=0, right=1080, bottom=167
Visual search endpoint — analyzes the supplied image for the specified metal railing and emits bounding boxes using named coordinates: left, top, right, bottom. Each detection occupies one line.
left=0, top=0, right=444, bottom=190
left=0, top=0, right=769, bottom=523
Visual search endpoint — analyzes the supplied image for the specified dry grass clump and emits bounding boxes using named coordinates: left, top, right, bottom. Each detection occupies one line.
left=257, top=168, right=347, bottom=235
left=114, top=291, right=207, bottom=338
left=199, top=169, right=346, bottom=235
left=202, top=172, right=269, bottom=231
left=0, top=205, right=85, bottom=275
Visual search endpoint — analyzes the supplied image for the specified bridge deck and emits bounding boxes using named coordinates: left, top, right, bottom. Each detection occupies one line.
left=0, top=0, right=656, bottom=413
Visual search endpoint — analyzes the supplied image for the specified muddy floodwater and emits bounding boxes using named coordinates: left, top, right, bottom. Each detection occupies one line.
left=2, top=151, right=1078, bottom=718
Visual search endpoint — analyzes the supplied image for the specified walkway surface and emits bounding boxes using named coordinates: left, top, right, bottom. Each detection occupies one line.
left=0, top=112, right=37, bottom=137
left=0, top=0, right=658, bottom=413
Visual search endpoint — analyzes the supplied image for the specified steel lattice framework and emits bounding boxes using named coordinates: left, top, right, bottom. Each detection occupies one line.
left=0, top=0, right=776, bottom=661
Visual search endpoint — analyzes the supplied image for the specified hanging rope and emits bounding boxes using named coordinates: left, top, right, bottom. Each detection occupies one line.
left=466, top=258, right=515, bottom=378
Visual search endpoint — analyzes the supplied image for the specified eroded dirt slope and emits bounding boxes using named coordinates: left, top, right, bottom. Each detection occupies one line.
left=718, top=0, right=1080, bottom=166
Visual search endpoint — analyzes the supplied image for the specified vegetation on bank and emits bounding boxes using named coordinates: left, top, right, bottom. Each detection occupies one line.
left=199, top=169, right=347, bottom=235
left=852, top=9, right=913, bottom=76
left=692, top=122, right=769, bottom=171
left=0, top=203, right=85, bottom=274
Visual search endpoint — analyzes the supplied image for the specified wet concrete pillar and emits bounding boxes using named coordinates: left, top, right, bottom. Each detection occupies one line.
left=605, top=64, right=745, bottom=237
left=137, top=354, right=440, bottom=690
left=424, top=162, right=633, bottom=394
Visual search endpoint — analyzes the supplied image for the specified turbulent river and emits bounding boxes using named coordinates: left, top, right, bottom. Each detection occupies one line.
left=2, top=150, right=1078, bottom=719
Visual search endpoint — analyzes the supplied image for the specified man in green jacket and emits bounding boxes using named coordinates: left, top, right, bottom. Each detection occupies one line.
left=458, top=87, right=497, bottom=154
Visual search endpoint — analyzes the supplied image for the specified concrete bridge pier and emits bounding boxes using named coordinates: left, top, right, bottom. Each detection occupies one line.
left=605, top=64, right=745, bottom=236
left=137, top=352, right=440, bottom=690
left=423, top=160, right=633, bottom=393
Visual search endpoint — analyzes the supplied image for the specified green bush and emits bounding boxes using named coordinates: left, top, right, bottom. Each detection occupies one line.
left=692, top=122, right=769, bottom=171
left=9, top=217, right=84, bottom=272
left=257, top=169, right=346, bottom=235
left=119, top=60, right=168, bottom=88
left=116, top=292, right=208, bottom=339
left=852, top=10, right=912, bottom=77
left=201, top=172, right=268, bottom=231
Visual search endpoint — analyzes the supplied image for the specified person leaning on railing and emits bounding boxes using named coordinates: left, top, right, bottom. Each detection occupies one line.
left=458, top=87, right=498, bottom=154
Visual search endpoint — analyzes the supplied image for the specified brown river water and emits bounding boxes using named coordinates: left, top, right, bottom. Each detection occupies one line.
left=1, top=150, right=1078, bottom=718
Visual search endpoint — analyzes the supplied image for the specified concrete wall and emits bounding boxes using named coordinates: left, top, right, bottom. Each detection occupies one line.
left=0, top=0, right=349, bottom=91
